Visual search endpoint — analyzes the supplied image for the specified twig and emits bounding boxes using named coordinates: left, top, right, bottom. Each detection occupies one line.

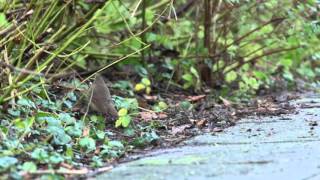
left=0, top=60, right=45, bottom=77
left=20, top=166, right=113, bottom=176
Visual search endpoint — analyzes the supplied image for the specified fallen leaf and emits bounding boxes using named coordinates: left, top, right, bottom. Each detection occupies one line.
left=171, top=124, right=192, bottom=135
left=94, top=147, right=101, bottom=154
left=187, top=95, right=206, bottom=102
left=139, top=112, right=157, bottom=121
left=158, top=112, right=168, bottom=119
left=60, top=163, right=73, bottom=169
left=143, top=95, right=158, bottom=101
left=219, top=96, right=232, bottom=107
left=196, top=119, right=207, bottom=128
left=212, top=127, right=223, bottom=132
left=82, top=126, right=90, bottom=137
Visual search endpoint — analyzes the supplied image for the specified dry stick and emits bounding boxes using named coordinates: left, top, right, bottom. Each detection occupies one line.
left=3, top=47, right=16, bottom=106
left=0, top=60, right=45, bottom=77
left=20, top=165, right=113, bottom=176
left=161, top=0, right=196, bottom=23
left=218, top=40, right=277, bottom=72
left=204, top=0, right=212, bottom=53
left=209, top=17, right=286, bottom=63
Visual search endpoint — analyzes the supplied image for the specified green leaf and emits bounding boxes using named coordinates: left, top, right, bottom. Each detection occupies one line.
left=118, top=108, right=128, bottom=117
left=283, top=70, right=294, bottom=81
left=115, top=119, right=122, bottom=128
left=134, top=83, right=146, bottom=91
left=146, top=32, right=157, bottom=42
left=254, top=71, right=268, bottom=80
left=8, top=109, right=21, bottom=117
left=279, top=58, right=293, bottom=68
left=0, top=13, right=9, bottom=28
left=115, top=98, right=139, bottom=110
left=49, top=153, right=64, bottom=164
left=179, top=101, right=192, bottom=110
left=158, top=102, right=168, bottom=110
left=36, top=112, right=58, bottom=124
left=21, top=162, right=37, bottom=172
left=91, top=156, right=103, bottom=167
left=66, top=121, right=84, bottom=137
left=65, top=146, right=74, bottom=158
left=182, top=73, right=193, bottom=82
left=31, top=148, right=49, bottom=162
left=141, top=78, right=151, bottom=86
left=79, top=137, right=96, bottom=153
left=63, top=100, right=73, bottom=108
left=225, top=71, right=238, bottom=83
left=95, top=130, right=105, bottom=140
left=190, top=67, right=199, bottom=79
left=0, top=157, right=17, bottom=170
left=53, top=131, right=72, bottom=145
left=58, top=113, right=76, bottom=125
left=120, top=115, right=131, bottom=128
left=17, top=98, right=36, bottom=108
left=13, top=119, right=25, bottom=131
left=108, top=140, right=124, bottom=149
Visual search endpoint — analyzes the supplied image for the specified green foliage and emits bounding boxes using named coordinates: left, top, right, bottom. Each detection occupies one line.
left=79, top=137, right=96, bottom=153
left=135, top=77, right=152, bottom=94
left=115, top=108, right=132, bottom=128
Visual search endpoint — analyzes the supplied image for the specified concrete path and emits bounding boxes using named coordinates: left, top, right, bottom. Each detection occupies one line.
left=95, top=94, right=320, bottom=180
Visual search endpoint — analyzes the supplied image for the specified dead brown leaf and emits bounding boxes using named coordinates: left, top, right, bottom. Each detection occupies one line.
left=143, top=95, right=158, bottom=101
left=196, top=119, right=207, bottom=128
left=139, top=111, right=157, bottom=121
left=82, top=126, right=90, bottom=136
left=187, top=95, right=206, bottom=102
left=219, top=96, right=232, bottom=107
left=158, top=112, right=168, bottom=119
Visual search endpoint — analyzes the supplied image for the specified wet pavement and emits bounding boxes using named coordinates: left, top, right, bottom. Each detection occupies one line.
left=95, top=94, right=320, bottom=180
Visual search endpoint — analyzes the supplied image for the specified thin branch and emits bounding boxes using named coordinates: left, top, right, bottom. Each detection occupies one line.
left=223, top=46, right=300, bottom=75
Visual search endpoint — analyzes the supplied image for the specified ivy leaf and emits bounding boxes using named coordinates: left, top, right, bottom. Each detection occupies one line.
left=49, top=153, right=64, bottom=164
left=53, top=131, right=72, bottom=145
left=79, top=137, right=96, bottom=153
left=21, top=162, right=37, bottom=172
left=108, top=140, right=124, bottom=149
left=8, top=109, right=21, bottom=117
left=17, top=98, right=36, bottom=108
left=95, top=130, right=105, bottom=140
left=0, top=157, right=18, bottom=171
left=31, top=148, right=49, bottom=162
left=58, top=113, right=76, bottom=125
left=66, top=121, right=84, bottom=137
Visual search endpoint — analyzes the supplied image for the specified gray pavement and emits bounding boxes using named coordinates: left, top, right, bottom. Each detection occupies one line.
left=95, top=95, right=320, bottom=180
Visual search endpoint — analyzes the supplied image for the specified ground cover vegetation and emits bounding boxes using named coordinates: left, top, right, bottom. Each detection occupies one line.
left=0, top=0, right=319, bottom=179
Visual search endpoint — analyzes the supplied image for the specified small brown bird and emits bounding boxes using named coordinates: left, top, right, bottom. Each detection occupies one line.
left=89, top=75, right=118, bottom=120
